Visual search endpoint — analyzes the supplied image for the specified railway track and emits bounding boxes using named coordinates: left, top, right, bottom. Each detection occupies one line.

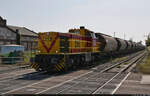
left=0, top=70, right=54, bottom=94
left=0, top=50, right=145, bottom=94
left=40, top=51, right=145, bottom=94
left=91, top=51, right=143, bottom=72
left=0, top=51, right=136, bottom=82
left=0, top=65, right=31, bottom=74
left=92, top=52, right=145, bottom=94
left=54, top=51, right=145, bottom=94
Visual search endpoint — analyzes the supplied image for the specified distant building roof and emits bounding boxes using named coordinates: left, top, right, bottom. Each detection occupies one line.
left=8, top=25, right=38, bottom=37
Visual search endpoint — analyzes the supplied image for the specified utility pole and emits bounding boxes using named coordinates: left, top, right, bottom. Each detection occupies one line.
left=124, top=33, right=126, bottom=40
left=16, top=29, right=21, bottom=45
left=114, top=32, right=116, bottom=37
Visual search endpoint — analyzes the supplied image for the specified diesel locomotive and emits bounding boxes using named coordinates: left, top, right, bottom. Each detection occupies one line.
left=30, top=26, right=145, bottom=72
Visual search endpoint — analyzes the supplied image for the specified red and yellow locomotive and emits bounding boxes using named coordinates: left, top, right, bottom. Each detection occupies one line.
left=31, top=26, right=101, bottom=72
left=31, top=26, right=145, bottom=73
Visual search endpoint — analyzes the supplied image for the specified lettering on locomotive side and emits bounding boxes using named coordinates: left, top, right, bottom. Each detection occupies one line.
left=43, top=36, right=52, bottom=41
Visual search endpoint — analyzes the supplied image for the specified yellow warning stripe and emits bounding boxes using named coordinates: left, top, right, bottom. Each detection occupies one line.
left=35, top=64, right=40, bottom=70
left=59, top=63, right=64, bottom=68
left=35, top=64, right=38, bottom=68
left=55, top=65, right=60, bottom=71
left=55, top=58, right=65, bottom=72
left=32, top=63, right=36, bottom=68
left=34, top=64, right=37, bottom=68
left=30, top=63, right=40, bottom=71
left=31, top=63, right=35, bottom=68
left=57, top=64, right=63, bottom=70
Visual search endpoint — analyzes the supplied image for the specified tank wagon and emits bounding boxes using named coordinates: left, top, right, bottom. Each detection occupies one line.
left=31, top=26, right=145, bottom=73
left=115, top=38, right=127, bottom=52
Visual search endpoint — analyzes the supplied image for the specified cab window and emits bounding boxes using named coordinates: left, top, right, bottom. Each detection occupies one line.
left=91, top=32, right=96, bottom=38
left=85, top=31, right=91, bottom=37
left=69, top=30, right=80, bottom=34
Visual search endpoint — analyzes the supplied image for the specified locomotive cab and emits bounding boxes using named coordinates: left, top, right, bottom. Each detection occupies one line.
left=69, top=26, right=97, bottom=39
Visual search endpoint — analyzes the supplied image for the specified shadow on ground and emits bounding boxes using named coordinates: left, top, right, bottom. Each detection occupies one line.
left=16, top=54, right=129, bottom=81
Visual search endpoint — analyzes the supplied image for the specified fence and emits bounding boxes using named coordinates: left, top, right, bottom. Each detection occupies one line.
left=0, top=51, right=37, bottom=65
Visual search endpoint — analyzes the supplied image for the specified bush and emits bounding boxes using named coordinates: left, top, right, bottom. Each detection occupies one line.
left=146, top=39, right=150, bottom=46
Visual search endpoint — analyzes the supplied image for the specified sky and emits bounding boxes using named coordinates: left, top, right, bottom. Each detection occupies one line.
left=0, top=0, right=150, bottom=44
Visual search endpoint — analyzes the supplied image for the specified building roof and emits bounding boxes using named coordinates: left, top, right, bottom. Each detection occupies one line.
left=8, top=25, right=38, bottom=37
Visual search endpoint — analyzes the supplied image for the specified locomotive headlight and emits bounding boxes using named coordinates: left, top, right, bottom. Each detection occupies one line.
left=56, top=50, right=58, bottom=53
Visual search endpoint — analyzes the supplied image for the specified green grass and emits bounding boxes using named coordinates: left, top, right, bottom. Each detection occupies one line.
left=112, top=56, right=126, bottom=63
left=116, top=64, right=121, bottom=68
left=138, top=47, right=150, bottom=74
left=147, top=47, right=150, bottom=53
left=124, top=62, right=128, bottom=65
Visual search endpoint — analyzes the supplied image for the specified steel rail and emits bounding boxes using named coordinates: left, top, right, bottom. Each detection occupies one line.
left=92, top=52, right=146, bottom=94
left=36, top=51, right=144, bottom=94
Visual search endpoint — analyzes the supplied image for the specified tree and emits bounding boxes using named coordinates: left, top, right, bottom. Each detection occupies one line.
left=146, top=39, right=150, bottom=46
